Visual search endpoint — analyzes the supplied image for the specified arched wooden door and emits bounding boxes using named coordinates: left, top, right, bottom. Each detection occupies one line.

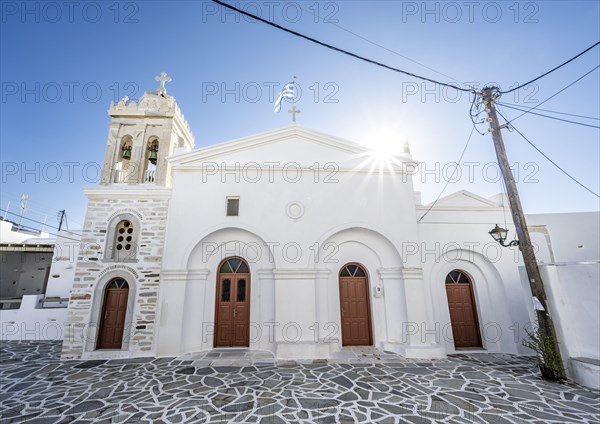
left=97, top=278, right=129, bottom=349
left=339, top=263, right=373, bottom=346
left=214, top=257, right=251, bottom=347
left=445, top=270, right=482, bottom=348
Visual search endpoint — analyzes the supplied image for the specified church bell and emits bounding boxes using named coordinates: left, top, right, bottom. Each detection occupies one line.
left=148, top=144, right=159, bottom=165
left=121, top=145, right=132, bottom=160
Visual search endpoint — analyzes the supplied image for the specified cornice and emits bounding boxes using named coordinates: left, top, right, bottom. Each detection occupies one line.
left=84, top=186, right=172, bottom=200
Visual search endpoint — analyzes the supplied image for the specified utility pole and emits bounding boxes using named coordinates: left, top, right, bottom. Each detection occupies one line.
left=57, top=210, right=66, bottom=232
left=482, top=86, right=564, bottom=378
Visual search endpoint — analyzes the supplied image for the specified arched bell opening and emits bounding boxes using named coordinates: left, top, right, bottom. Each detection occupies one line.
left=114, top=135, right=134, bottom=183
left=143, top=138, right=159, bottom=183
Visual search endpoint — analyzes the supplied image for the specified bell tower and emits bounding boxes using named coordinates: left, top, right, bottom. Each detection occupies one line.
left=100, top=72, right=195, bottom=187
left=61, top=73, right=195, bottom=360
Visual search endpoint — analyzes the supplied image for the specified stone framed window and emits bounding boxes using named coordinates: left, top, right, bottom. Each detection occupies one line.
left=104, top=213, right=140, bottom=262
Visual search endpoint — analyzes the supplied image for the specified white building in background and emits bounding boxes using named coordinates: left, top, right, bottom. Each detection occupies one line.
left=0, top=219, right=80, bottom=340
left=51, top=76, right=597, bottom=387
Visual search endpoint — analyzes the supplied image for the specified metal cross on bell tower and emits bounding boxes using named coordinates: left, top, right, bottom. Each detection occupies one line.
left=155, top=72, right=172, bottom=95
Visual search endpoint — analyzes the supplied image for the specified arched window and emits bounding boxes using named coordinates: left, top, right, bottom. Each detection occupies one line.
left=445, top=270, right=471, bottom=285
left=115, top=219, right=135, bottom=254
left=105, top=217, right=138, bottom=261
left=106, top=278, right=129, bottom=289
left=219, top=257, right=250, bottom=274
left=339, top=263, right=366, bottom=277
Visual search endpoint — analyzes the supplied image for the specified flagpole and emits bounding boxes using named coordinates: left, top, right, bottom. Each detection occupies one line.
left=292, top=76, right=296, bottom=124
left=290, top=75, right=300, bottom=124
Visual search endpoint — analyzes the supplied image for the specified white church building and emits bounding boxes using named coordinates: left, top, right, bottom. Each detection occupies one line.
left=60, top=76, right=599, bottom=376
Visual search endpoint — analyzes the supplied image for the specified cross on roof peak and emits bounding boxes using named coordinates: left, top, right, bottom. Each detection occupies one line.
left=288, top=105, right=301, bottom=123
left=155, top=72, right=172, bottom=95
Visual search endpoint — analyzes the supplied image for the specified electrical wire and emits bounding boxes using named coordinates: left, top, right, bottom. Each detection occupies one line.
left=418, top=126, right=476, bottom=222
left=296, top=3, right=465, bottom=84
left=497, top=103, right=600, bottom=129
left=497, top=102, right=600, bottom=121
left=1, top=209, right=82, bottom=242
left=211, top=0, right=473, bottom=93
left=499, top=41, right=600, bottom=94
left=495, top=111, right=600, bottom=198
left=0, top=190, right=85, bottom=228
left=500, top=65, right=600, bottom=125
left=469, top=91, right=487, bottom=135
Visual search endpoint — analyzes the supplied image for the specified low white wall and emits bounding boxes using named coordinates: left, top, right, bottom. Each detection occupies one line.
left=570, top=358, right=600, bottom=390
left=552, top=264, right=600, bottom=360
left=0, top=295, right=68, bottom=341
left=525, top=262, right=600, bottom=388
left=46, top=230, right=80, bottom=298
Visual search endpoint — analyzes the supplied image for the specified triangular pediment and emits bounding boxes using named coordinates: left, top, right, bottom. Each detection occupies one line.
left=425, top=190, right=501, bottom=209
left=169, top=125, right=415, bottom=171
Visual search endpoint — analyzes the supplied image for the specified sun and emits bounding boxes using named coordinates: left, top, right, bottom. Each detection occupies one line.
left=361, top=138, right=406, bottom=173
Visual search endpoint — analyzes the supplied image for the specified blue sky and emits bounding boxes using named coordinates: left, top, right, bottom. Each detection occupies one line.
left=1, top=0, right=599, bottom=231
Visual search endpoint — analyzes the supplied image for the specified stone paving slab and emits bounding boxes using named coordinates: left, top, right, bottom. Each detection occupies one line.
left=1, top=341, right=599, bottom=423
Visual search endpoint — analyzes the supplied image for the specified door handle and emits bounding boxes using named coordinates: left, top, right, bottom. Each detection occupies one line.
left=233, top=309, right=237, bottom=318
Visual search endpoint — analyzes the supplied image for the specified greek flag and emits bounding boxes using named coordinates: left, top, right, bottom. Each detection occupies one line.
left=274, top=82, right=295, bottom=113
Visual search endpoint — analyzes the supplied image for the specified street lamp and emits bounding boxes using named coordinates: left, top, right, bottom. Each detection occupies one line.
left=489, top=224, right=519, bottom=247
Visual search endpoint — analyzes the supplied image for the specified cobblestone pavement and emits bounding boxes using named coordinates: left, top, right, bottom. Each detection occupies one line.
left=1, top=342, right=599, bottom=423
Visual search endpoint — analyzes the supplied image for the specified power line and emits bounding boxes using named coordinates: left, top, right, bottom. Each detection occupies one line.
left=296, top=3, right=464, bottom=84
left=1, top=209, right=82, bottom=241
left=499, top=41, right=600, bottom=94
left=470, top=91, right=487, bottom=135
left=498, top=102, right=600, bottom=121
left=211, top=0, right=472, bottom=93
left=501, top=65, right=600, bottom=125
left=497, top=103, right=600, bottom=129
left=496, top=110, right=600, bottom=198
left=418, top=126, right=476, bottom=222
left=0, top=190, right=85, bottom=228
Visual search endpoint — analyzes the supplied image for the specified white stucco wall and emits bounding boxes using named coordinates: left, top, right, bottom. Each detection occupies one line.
left=1, top=295, right=69, bottom=341
left=526, top=212, right=599, bottom=263
left=156, top=126, right=436, bottom=359
left=0, top=220, right=50, bottom=244
left=416, top=194, right=531, bottom=356
left=521, top=212, right=599, bottom=388
left=0, top=230, right=80, bottom=341
left=45, top=230, right=81, bottom=299
left=154, top=127, right=540, bottom=360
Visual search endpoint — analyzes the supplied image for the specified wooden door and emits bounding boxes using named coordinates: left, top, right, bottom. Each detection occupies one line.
left=339, top=264, right=372, bottom=346
left=97, top=279, right=129, bottom=349
left=214, top=258, right=250, bottom=347
left=445, top=270, right=482, bottom=348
